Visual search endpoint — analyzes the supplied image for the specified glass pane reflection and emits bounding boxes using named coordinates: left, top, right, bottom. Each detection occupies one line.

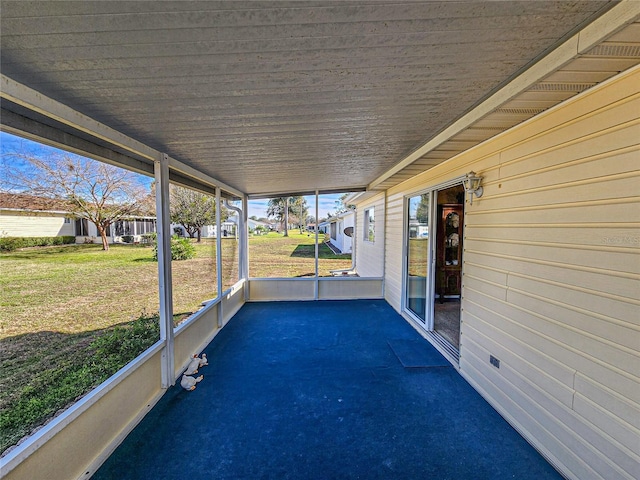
left=406, top=194, right=429, bottom=322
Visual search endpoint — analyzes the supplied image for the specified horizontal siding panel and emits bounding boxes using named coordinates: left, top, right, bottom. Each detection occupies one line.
left=465, top=238, right=639, bottom=275
left=573, top=392, right=640, bottom=456
left=463, top=273, right=508, bottom=301
left=507, top=276, right=639, bottom=329
left=467, top=225, right=640, bottom=253
left=462, top=349, right=623, bottom=480
left=463, top=245, right=640, bottom=302
left=462, top=262, right=508, bottom=286
left=0, top=213, right=74, bottom=237
left=479, top=173, right=640, bottom=210
left=464, top=289, right=640, bottom=401
left=463, top=292, right=577, bottom=387
left=504, top=289, right=640, bottom=378
left=465, top=345, right=639, bottom=480
left=465, top=257, right=638, bottom=346
left=499, top=99, right=640, bottom=168
left=506, top=284, right=639, bottom=346
left=467, top=200, right=640, bottom=224
left=574, top=373, right=640, bottom=431
left=384, top=193, right=404, bottom=311
left=493, top=147, right=639, bottom=196
left=463, top=315, right=575, bottom=407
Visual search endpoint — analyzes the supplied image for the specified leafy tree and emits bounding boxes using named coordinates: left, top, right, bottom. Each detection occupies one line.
left=2, top=151, right=151, bottom=251
left=267, top=197, right=288, bottom=236
left=267, top=196, right=307, bottom=237
left=331, top=193, right=356, bottom=216
left=169, top=185, right=227, bottom=242
left=416, top=194, right=430, bottom=224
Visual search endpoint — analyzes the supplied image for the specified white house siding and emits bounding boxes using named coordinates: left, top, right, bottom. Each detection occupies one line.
left=355, top=193, right=385, bottom=278
left=0, top=211, right=74, bottom=237
left=334, top=212, right=355, bottom=254
left=381, top=66, right=640, bottom=480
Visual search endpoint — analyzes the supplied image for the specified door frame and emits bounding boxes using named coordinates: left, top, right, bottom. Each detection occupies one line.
left=402, top=176, right=466, bottom=333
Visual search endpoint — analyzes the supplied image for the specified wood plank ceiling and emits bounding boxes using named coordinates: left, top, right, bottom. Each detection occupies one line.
left=1, top=1, right=638, bottom=197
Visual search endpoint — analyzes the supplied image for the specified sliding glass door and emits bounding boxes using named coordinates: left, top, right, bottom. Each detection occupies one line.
left=405, top=193, right=431, bottom=323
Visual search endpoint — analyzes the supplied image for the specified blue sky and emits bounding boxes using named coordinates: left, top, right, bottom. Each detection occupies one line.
left=1, top=131, right=344, bottom=220
left=248, top=195, right=344, bottom=221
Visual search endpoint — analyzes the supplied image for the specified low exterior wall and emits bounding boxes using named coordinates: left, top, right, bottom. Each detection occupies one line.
left=248, top=277, right=384, bottom=301
left=248, top=278, right=316, bottom=301
left=317, top=277, right=383, bottom=300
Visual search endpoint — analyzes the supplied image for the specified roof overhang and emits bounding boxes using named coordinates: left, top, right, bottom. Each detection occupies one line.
left=1, top=1, right=639, bottom=198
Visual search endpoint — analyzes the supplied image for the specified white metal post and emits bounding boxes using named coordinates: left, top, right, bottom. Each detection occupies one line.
left=242, top=196, right=249, bottom=300
left=154, top=153, right=175, bottom=388
left=314, top=190, right=319, bottom=300
left=216, top=187, right=223, bottom=326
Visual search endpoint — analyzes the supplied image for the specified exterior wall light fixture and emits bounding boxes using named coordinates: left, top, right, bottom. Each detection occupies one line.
left=462, top=171, right=483, bottom=205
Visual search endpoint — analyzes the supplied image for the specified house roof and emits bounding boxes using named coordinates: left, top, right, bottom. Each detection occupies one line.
left=0, top=192, right=155, bottom=218
left=319, top=210, right=354, bottom=227
left=1, top=2, right=639, bottom=197
left=0, top=192, right=72, bottom=213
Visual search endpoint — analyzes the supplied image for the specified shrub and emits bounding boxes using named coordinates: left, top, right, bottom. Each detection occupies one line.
left=0, top=236, right=76, bottom=252
left=121, top=235, right=134, bottom=244
left=89, top=314, right=161, bottom=377
left=140, top=232, right=157, bottom=244
left=152, top=236, right=196, bottom=261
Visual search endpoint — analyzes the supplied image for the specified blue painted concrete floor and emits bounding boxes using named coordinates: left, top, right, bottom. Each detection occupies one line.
left=94, top=300, right=562, bottom=479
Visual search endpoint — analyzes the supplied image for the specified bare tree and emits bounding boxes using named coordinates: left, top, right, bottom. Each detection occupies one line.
left=2, top=151, right=151, bottom=251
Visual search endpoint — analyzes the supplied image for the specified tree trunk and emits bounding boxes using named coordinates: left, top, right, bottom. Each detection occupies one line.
left=299, top=202, right=304, bottom=234
left=197, top=228, right=202, bottom=242
left=283, top=198, right=289, bottom=237
left=96, top=224, right=110, bottom=251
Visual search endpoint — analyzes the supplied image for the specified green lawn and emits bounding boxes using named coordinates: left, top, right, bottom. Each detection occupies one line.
left=0, top=233, right=350, bottom=453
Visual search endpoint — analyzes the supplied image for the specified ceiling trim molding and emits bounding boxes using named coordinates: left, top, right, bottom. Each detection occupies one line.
left=367, top=0, right=640, bottom=191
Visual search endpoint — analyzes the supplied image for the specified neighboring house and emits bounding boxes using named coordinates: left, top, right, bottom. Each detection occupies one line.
left=0, top=193, right=156, bottom=244
left=321, top=210, right=354, bottom=254
left=172, top=214, right=270, bottom=239
left=246, top=217, right=272, bottom=232
left=171, top=220, right=235, bottom=239
left=0, top=193, right=75, bottom=238
left=317, top=221, right=329, bottom=234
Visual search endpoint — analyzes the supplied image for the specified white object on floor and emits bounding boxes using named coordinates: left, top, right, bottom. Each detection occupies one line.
left=180, top=374, right=203, bottom=391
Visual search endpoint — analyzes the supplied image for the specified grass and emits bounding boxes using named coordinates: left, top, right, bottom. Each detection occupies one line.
left=249, top=231, right=351, bottom=277
left=0, top=233, right=350, bottom=454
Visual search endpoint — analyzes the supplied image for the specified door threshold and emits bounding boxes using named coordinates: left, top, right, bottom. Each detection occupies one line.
left=425, top=330, right=460, bottom=365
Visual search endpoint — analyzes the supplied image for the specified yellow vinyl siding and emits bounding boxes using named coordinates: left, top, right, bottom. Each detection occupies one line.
left=0, top=211, right=75, bottom=237
left=382, top=66, right=640, bottom=480
left=383, top=190, right=405, bottom=312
